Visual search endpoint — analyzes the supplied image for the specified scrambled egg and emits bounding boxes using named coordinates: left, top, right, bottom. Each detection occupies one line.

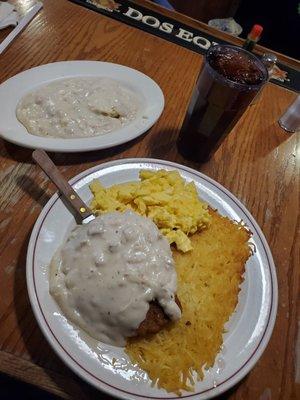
left=89, top=169, right=211, bottom=252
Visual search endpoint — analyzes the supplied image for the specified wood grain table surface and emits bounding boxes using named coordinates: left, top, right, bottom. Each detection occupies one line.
left=0, top=0, right=299, bottom=399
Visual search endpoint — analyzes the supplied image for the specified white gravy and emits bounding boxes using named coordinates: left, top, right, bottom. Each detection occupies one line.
left=49, top=211, right=181, bottom=347
left=16, top=77, right=140, bottom=138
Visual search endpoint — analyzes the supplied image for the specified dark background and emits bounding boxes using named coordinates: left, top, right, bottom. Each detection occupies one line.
left=235, top=0, right=299, bottom=59
left=169, top=0, right=300, bottom=59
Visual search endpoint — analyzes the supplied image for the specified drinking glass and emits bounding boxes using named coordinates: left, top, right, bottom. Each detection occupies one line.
left=177, top=44, right=269, bottom=162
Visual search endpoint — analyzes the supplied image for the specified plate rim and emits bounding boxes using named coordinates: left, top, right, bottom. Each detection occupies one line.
left=26, top=158, right=278, bottom=399
left=0, top=61, right=164, bottom=152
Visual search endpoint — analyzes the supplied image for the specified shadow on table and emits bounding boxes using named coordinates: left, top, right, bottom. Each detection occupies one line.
left=16, top=174, right=83, bottom=224
left=251, top=122, right=296, bottom=159
left=1, top=130, right=149, bottom=166
left=146, top=119, right=296, bottom=165
left=146, top=127, right=179, bottom=160
left=16, top=174, right=52, bottom=207
left=146, top=127, right=212, bottom=173
left=0, top=373, right=59, bottom=400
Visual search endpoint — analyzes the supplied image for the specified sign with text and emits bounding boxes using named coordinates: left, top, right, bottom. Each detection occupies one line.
left=70, top=0, right=300, bottom=92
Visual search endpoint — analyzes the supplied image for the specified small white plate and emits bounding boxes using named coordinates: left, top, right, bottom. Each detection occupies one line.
left=26, top=159, right=278, bottom=399
left=0, top=61, right=164, bottom=152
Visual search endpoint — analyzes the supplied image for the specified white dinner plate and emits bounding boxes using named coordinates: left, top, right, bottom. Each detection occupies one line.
left=26, top=159, right=278, bottom=399
left=0, top=61, right=164, bottom=152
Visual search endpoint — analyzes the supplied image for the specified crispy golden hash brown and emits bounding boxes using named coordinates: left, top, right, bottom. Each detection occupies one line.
left=126, top=209, right=252, bottom=395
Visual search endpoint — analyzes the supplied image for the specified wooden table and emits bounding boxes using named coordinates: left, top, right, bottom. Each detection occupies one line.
left=0, top=1, right=299, bottom=399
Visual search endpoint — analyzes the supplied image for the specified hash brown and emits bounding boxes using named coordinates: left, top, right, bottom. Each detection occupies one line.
left=126, top=209, right=252, bottom=394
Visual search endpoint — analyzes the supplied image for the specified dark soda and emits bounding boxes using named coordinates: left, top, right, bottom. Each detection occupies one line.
left=177, top=45, right=268, bottom=162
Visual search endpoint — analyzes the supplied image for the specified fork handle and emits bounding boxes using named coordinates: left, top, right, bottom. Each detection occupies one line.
left=32, top=149, right=94, bottom=222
